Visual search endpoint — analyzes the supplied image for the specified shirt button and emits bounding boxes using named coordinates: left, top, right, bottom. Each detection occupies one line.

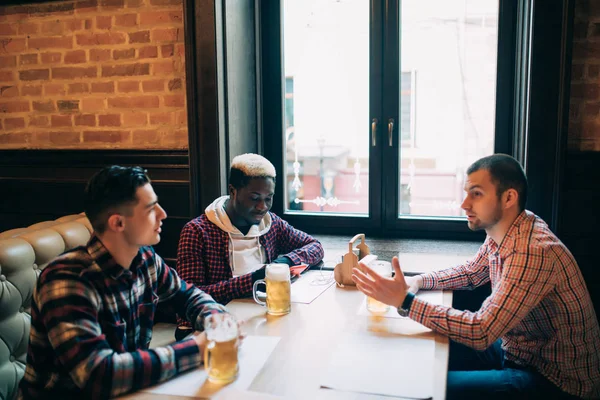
left=19, top=307, right=24, bottom=313
left=33, top=263, right=38, bottom=270
left=9, top=355, right=15, bottom=362
left=0, top=275, right=6, bottom=281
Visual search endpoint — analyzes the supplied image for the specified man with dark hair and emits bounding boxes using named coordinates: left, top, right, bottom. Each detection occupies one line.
left=353, top=154, right=600, bottom=399
left=175, top=153, right=324, bottom=340
left=19, top=166, right=229, bottom=399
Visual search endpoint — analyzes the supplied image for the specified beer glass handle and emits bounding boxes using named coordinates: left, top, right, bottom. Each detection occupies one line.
left=252, top=279, right=266, bottom=306
left=204, top=340, right=214, bottom=372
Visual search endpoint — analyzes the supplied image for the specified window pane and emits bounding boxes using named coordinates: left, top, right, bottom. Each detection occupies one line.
left=399, top=0, right=499, bottom=218
left=283, top=0, right=369, bottom=215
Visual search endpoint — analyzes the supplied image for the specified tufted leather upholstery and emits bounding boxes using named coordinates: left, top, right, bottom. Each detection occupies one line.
left=0, top=214, right=91, bottom=400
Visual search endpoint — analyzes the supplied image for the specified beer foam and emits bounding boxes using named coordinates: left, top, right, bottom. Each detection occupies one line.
left=210, top=326, right=238, bottom=342
left=266, top=263, right=290, bottom=281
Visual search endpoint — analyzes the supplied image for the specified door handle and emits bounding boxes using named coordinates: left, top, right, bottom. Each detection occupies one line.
left=371, top=118, right=378, bottom=147
left=388, top=118, right=394, bottom=147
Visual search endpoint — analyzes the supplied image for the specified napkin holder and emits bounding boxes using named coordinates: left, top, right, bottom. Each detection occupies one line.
left=334, top=233, right=373, bottom=287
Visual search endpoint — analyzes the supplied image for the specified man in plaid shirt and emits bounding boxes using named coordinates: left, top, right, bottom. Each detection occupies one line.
left=175, top=154, right=323, bottom=339
left=354, top=154, right=600, bottom=399
left=19, top=166, right=230, bottom=399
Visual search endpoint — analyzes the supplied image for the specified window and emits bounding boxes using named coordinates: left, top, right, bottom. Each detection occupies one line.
left=262, top=0, right=522, bottom=236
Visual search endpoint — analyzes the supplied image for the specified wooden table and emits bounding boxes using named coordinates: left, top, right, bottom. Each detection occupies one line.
left=129, top=253, right=472, bottom=400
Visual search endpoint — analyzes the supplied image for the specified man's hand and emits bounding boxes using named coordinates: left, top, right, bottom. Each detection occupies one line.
left=191, top=331, right=208, bottom=354
left=352, top=256, right=409, bottom=309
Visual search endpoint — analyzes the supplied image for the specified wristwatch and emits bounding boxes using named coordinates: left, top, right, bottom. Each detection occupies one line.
left=396, top=292, right=415, bottom=317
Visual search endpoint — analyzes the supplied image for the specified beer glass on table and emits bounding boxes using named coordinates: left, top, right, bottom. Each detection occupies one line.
left=252, top=263, right=291, bottom=315
left=204, top=313, right=239, bottom=384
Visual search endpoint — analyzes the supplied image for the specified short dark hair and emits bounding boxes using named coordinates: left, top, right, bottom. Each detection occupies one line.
left=467, top=154, right=528, bottom=211
left=84, top=165, right=150, bottom=233
left=228, top=168, right=275, bottom=189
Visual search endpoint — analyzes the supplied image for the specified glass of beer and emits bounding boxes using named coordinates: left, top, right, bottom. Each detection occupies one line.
left=366, top=260, right=392, bottom=314
left=252, top=263, right=291, bottom=315
left=203, top=313, right=239, bottom=384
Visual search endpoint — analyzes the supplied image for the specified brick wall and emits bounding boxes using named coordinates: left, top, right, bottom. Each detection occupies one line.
left=0, top=0, right=188, bottom=149
left=570, top=0, right=600, bottom=151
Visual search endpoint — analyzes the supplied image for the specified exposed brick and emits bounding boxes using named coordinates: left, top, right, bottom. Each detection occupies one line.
left=85, top=19, right=93, bottom=29
left=90, top=48, right=111, bottom=62
left=4, top=117, right=25, bottom=129
left=29, top=115, right=49, bottom=127
left=117, top=80, right=139, bottom=92
left=65, top=19, right=84, bottom=32
left=69, top=82, right=89, bottom=94
left=0, top=23, right=18, bottom=36
left=149, top=0, right=182, bottom=5
left=53, top=66, right=97, bottom=79
left=0, top=85, right=19, bottom=97
left=32, top=100, right=55, bottom=112
left=64, top=50, right=87, bottom=64
left=47, top=131, right=81, bottom=145
left=175, top=43, right=185, bottom=57
left=570, top=83, right=599, bottom=100
left=83, top=130, right=130, bottom=143
left=1, top=38, right=27, bottom=53
left=115, top=14, right=137, bottom=27
left=51, top=114, right=72, bottom=127
left=0, top=132, right=32, bottom=145
left=175, top=109, right=187, bottom=125
left=149, top=112, right=171, bottom=124
left=161, top=128, right=186, bottom=147
left=41, top=52, right=62, bottom=64
left=99, top=114, right=121, bottom=126
left=19, top=69, right=49, bottom=81
left=76, top=32, right=126, bottom=46
left=41, top=20, right=64, bottom=35
left=96, top=15, right=112, bottom=30
left=0, top=71, right=14, bottom=82
left=151, top=28, right=183, bottom=43
left=75, top=113, right=96, bottom=126
left=122, top=111, right=147, bottom=126
left=17, top=22, right=39, bottom=35
left=132, top=129, right=159, bottom=145
left=164, top=94, right=185, bottom=107
left=153, top=60, right=174, bottom=75
left=168, top=78, right=182, bottom=91
left=584, top=102, right=600, bottom=117
left=102, top=63, right=149, bottom=77
left=139, top=10, right=182, bottom=26
left=161, top=44, right=174, bottom=57
left=113, top=48, right=135, bottom=60
left=142, top=79, right=163, bottom=92
left=0, top=101, right=30, bottom=113
left=44, top=83, right=66, bottom=96
left=57, top=100, right=80, bottom=111
left=573, top=42, right=600, bottom=60
left=139, top=46, right=158, bottom=59
left=108, top=95, right=159, bottom=108
left=591, top=22, right=600, bottom=38
left=129, top=30, right=150, bottom=44
left=81, top=98, right=105, bottom=111
left=22, top=85, right=42, bottom=96
left=0, top=55, right=17, bottom=68
left=19, top=54, right=38, bottom=66
left=28, top=36, right=73, bottom=50
left=92, top=81, right=115, bottom=93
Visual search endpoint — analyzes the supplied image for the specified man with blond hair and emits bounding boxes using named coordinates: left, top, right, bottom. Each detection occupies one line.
left=175, top=154, right=324, bottom=339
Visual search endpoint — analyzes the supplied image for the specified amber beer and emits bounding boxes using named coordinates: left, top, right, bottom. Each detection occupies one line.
left=204, top=314, right=239, bottom=384
left=253, top=263, right=291, bottom=315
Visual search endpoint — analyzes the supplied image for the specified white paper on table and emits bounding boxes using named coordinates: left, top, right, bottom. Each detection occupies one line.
left=357, top=290, right=444, bottom=319
left=320, top=332, right=434, bottom=399
left=145, top=336, right=280, bottom=398
left=291, top=270, right=335, bottom=304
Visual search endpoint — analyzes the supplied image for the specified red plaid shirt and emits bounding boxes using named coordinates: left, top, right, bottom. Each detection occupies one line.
left=176, top=211, right=323, bottom=327
left=410, top=211, right=600, bottom=398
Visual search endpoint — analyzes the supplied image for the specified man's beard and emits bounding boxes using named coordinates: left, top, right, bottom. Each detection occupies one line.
left=467, top=203, right=503, bottom=231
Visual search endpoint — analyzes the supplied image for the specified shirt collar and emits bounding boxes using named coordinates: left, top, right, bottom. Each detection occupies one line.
left=86, top=235, right=139, bottom=281
left=487, top=210, right=530, bottom=256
